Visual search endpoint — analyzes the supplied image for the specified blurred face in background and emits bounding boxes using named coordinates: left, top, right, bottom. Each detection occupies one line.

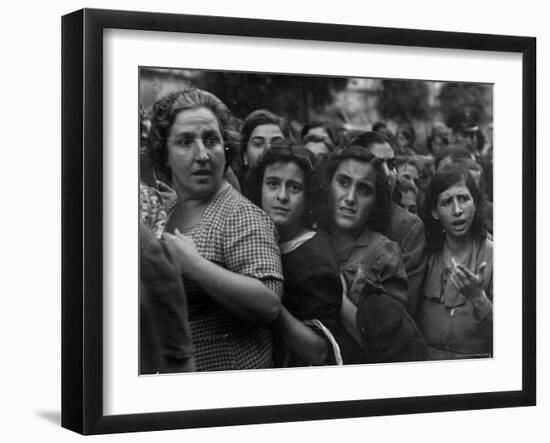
left=397, top=163, right=420, bottom=191
left=400, top=189, right=418, bottom=215
left=305, top=140, right=331, bottom=162
left=368, top=142, right=397, bottom=194
left=453, top=129, right=479, bottom=153
left=245, top=124, right=285, bottom=168
left=396, top=130, right=410, bottom=150
left=304, top=126, right=331, bottom=142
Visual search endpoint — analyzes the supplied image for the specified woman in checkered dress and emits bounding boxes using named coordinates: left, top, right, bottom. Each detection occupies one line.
left=147, top=89, right=284, bottom=371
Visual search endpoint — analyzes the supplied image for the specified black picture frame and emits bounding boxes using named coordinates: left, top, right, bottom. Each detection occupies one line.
left=61, top=8, right=536, bottom=435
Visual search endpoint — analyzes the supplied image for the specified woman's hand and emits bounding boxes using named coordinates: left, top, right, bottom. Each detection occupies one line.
left=450, top=261, right=487, bottom=300
left=163, top=229, right=203, bottom=275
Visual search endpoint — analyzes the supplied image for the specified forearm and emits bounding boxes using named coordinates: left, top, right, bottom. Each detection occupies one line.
left=470, top=290, right=493, bottom=341
left=340, top=295, right=362, bottom=345
left=187, top=255, right=282, bottom=324
left=273, top=306, right=329, bottom=365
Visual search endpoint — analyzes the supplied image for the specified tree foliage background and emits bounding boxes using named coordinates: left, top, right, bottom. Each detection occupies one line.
left=379, top=80, right=430, bottom=122
left=196, top=72, right=348, bottom=123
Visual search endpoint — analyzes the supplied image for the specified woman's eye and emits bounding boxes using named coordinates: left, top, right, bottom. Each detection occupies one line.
left=337, top=177, right=350, bottom=188
left=204, top=136, right=219, bottom=148
left=459, top=195, right=471, bottom=202
left=265, top=180, right=278, bottom=189
left=250, top=139, right=265, bottom=149
left=289, top=184, right=303, bottom=193
left=357, top=184, right=373, bottom=196
left=177, top=136, right=194, bottom=147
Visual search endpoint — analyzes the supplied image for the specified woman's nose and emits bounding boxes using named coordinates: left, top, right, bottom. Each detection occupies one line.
left=344, top=188, right=357, bottom=205
left=277, top=186, right=289, bottom=202
left=452, top=198, right=463, bottom=215
left=195, top=140, right=209, bottom=162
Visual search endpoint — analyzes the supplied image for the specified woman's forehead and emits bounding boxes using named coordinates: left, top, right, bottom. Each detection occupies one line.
left=335, top=159, right=376, bottom=181
left=250, top=124, right=284, bottom=139
left=264, top=161, right=304, bottom=181
left=438, top=181, right=471, bottom=199
left=171, top=107, right=220, bottom=132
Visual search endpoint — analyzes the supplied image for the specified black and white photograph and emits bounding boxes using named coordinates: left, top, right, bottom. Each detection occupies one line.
left=138, top=67, right=494, bottom=374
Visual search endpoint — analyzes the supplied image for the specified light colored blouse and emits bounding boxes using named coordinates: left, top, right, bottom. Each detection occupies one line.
left=418, top=238, right=493, bottom=359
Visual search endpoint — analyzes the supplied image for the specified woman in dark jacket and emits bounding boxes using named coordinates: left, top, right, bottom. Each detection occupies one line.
left=247, top=145, right=343, bottom=367
left=322, top=146, right=428, bottom=364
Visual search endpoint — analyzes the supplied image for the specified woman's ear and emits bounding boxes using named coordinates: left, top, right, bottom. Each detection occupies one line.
left=431, top=208, right=439, bottom=220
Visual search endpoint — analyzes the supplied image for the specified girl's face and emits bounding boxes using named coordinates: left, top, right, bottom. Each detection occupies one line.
left=245, top=124, right=285, bottom=168
left=396, top=131, right=409, bottom=149
left=397, top=163, right=419, bottom=190
left=261, top=161, right=306, bottom=239
left=329, top=159, right=377, bottom=237
left=431, top=180, right=476, bottom=240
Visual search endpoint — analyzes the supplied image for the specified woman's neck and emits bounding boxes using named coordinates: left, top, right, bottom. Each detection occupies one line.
left=444, top=234, right=472, bottom=256
left=331, top=227, right=361, bottom=255
left=278, top=223, right=308, bottom=243
left=170, top=181, right=227, bottom=231
left=175, top=181, right=226, bottom=209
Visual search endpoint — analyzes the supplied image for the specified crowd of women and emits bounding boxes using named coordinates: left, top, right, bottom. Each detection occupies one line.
left=138, top=87, right=493, bottom=374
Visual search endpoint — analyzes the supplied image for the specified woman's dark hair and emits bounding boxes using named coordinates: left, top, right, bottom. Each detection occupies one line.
left=434, top=145, right=475, bottom=170
left=303, top=134, right=335, bottom=160
left=240, top=109, right=292, bottom=155
left=350, top=130, right=394, bottom=152
left=300, top=120, right=335, bottom=144
left=246, top=144, right=318, bottom=228
left=321, top=145, right=392, bottom=235
left=424, top=163, right=487, bottom=252
left=147, top=88, right=240, bottom=182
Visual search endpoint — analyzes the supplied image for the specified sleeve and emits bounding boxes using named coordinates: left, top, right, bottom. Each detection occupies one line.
left=349, top=239, right=428, bottom=363
left=223, top=203, right=284, bottom=291
left=399, top=217, right=427, bottom=316
left=347, top=240, right=409, bottom=308
left=474, top=259, right=493, bottom=346
left=295, top=256, right=342, bottom=334
left=140, top=223, right=195, bottom=373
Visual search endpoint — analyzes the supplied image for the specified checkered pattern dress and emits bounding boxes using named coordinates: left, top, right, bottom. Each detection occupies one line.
left=167, top=184, right=284, bottom=371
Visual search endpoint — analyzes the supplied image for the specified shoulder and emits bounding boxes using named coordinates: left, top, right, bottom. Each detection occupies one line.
left=217, top=187, right=280, bottom=253
left=389, top=204, right=424, bottom=236
left=302, top=230, right=334, bottom=255
left=370, top=231, right=403, bottom=261
left=289, top=230, right=339, bottom=270
left=353, top=231, right=403, bottom=270
left=213, top=185, right=276, bottom=230
left=478, top=237, right=493, bottom=263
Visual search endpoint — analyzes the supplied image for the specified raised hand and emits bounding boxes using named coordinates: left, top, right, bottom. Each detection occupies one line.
left=450, top=261, right=487, bottom=300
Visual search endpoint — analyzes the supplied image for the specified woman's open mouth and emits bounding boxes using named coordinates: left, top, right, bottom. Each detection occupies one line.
left=339, top=207, right=356, bottom=216
left=451, top=219, right=467, bottom=231
left=192, top=169, right=212, bottom=176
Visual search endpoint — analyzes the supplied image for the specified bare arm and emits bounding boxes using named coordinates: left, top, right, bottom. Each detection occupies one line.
left=273, top=306, right=328, bottom=365
left=164, top=230, right=281, bottom=324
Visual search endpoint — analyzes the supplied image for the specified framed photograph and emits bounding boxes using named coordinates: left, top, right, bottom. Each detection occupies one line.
left=62, top=8, right=536, bottom=435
